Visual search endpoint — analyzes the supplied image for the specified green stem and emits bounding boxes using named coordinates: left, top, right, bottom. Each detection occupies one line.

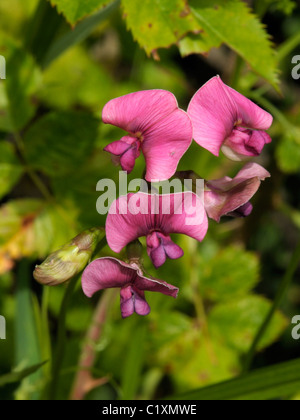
left=24, top=0, right=66, bottom=66
left=230, top=55, right=244, bottom=90
left=48, top=275, right=79, bottom=400
left=70, top=289, right=117, bottom=400
left=243, top=240, right=300, bottom=373
left=247, top=92, right=298, bottom=135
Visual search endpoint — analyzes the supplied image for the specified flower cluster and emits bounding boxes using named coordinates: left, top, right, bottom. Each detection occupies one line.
left=81, top=76, right=273, bottom=318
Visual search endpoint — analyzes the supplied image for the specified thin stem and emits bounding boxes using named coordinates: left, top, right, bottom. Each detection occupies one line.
left=247, top=92, right=300, bottom=139
left=13, top=132, right=78, bottom=230
left=70, top=289, right=117, bottom=400
left=230, top=55, right=244, bottom=90
left=243, top=240, right=300, bottom=373
left=48, top=275, right=79, bottom=400
left=13, top=132, right=53, bottom=202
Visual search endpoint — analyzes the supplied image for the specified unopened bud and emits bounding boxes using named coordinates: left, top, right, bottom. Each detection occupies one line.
left=33, top=228, right=105, bottom=286
left=126, top=240, right=143, bottom=263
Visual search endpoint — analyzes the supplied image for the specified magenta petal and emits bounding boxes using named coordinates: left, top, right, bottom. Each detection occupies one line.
left=146, top=232, right=184, bottom=268
left=149, top=245, right=167, bottom=269
left=227, top=85, right=273, bottom=130
left=106, top=192, right=208, bottom=254
left=134, top=274, right=179, bottom=298
left=102, top=90, right=180, bottom=134
left=228, top=202, right=253, bottom=218
left=132, top=288, right=151, bottom=316
left=187, top=76, right=273, bottom=156
left=120, top=286, right=151, bottom=318
left=120, top=145, right=140, bottom=173
left=120, top=285, right=135, bottom=318
left=188, top=76, right=238, bottom=155
left=222, top=128, right=272, bottom=160
left=82, top=257, right=134, bottom=297
left=142, top=108, right=193, bottom=181
left=104, top=140, right=132, bottom=156
left=102, top=90, right=193, bottom=181
left=164, top=241, right=184, bottom=260
left=204, top=163, right=270, bottom=222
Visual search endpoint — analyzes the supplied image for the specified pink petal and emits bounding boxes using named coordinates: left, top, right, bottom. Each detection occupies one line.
left=134, top=273, right=179, bottom=298
left=102, top=90, right=180, bottom=135
left=222, top=129, right=272, bottom=160
left=82, top=257, right=134, bottom=297
left=142, top=108, right=193, bottom=181
left=187, top=76, right=273, bottom=156
left=120, top=285, right=135, bottom=318
left=104, top=139, right=133, bottom=156
left=120, top=286, right=150, bottom=318
left=228, top=202, right=253, bottom=218
left=204, top=163, right=270, bottom=222
left=106, top=192, right=208, bottom=254
left=120, top=145, right=140, bottom=173
left=102, top=90, right=193, bottom=181
left=146, top=231, right=184, bottom=268
left=227, top=85, right=273, bottom=130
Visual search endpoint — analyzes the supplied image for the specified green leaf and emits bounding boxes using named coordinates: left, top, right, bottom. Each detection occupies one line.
left=43, top=0, right=120, bottom=68
left=0, top=34, right=41, bottom=131
left=24, top=111, right=100, bottom=177
left=208, top=296, right=287, bottom=353
left=40, top=46, right=114, bottom=111
left=255, top=0, right=296, bottom=17
left=173, top=357, right=300, bottom=400
left=33, top=202, right=78, bottom=257
left=14, top=260, right=44, bottom=400
left=0, top=142, right=23, bottom=199
left=180, top=0, right=279, bottom=88
left=121, top=322, right=147, bottom=399
left=49, top=0, right=115, bottom=25
left=122, top=0, right=198, bottom=57
left=276, top=135, right=300, bottom=174
left=153, top=322, right=240, bottom=391
left=0, top=362, right=46, bottom=388
left=198, top=246, right=260, bottom=302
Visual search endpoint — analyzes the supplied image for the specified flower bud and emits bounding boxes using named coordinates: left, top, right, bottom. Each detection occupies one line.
left=33, top=228, right=105, bottom=286
left=126, top=240, right=143, bottom=263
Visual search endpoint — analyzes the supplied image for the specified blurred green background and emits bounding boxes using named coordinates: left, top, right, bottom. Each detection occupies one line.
left=0, top=0, right=300, bottom=400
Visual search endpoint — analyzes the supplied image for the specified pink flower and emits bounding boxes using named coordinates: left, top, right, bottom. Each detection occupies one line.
left=204, top=163, right=270, bottom=222
left=187, top=76, right=273, bottom=161
left=102, top=90, right=193, bottom=181
left=82, top=257, right=178, bottom=318
left=106, top=192, right=208, bottom=268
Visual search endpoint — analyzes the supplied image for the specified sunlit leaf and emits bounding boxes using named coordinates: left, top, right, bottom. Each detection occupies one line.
left=122, top=0, right=198, bottom=57
left=40, top=46, right=115, bottom=110
left=208, top=295, right=288, bottom=353
left=180, top=0, right=279, bottom=88
left=198, top=246, right=260, bottom=302
left=0, top=199, right=76, bottom=273
left=174, top=357, right=300, bottom=400
left=49, top=0, right=116, bottom=25
left=154, top=325, right=240, bottom=391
